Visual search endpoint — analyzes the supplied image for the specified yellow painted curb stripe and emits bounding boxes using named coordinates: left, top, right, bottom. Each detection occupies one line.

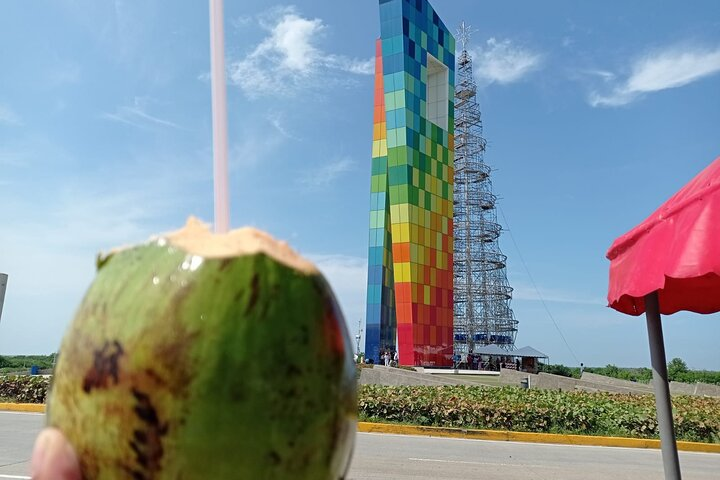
left=0, top=403, right=46, bottom=413
left=358, top=422, right=720, bottom=454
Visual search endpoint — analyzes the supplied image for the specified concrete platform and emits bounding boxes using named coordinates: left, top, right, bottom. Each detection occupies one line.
left=422, top=368, right=500, bottom=376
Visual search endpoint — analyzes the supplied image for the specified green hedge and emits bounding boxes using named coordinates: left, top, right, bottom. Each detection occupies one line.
left=359, top=385, right=720, bottom=443
left=3, top=378, right=719, bottom=443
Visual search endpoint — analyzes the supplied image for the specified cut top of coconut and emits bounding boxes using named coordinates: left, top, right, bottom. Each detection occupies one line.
left=156, top=217, right=318, bottom=274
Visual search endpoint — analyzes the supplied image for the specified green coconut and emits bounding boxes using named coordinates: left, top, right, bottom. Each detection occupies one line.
left=47, top=218, right=357, bottom=479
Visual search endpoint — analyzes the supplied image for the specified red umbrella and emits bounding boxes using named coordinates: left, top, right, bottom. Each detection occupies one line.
left=606, top=156, right=720, bottom=480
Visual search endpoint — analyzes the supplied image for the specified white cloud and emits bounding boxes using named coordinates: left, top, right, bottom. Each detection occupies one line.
left=266, top=112, right=299, bottom=140
left=589, top=45, right=720, bottom=107
left=228, top=117, right=288, bottom=169
left=232, top=15, right=253, bottom=28
left=471, top=38, right=543, bottom=85
left=229, top=8, right=373, bottom=98
left=0, top=105, right=22, bottom=126
left=325, top=55, right=374, bottom=75
left=102, top=97, right=182, bottom=129
left=0, top=140, right=210, bottom=354
left=0, top=190, right=174, bottom=354
left=299, top=157, right=355, bottom=188
left=0, top=188, right=158, bottom=346
left=581, top=69, right=616, bottom=82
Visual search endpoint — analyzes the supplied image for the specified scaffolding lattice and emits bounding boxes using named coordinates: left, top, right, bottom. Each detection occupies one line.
left=453, top=24, right=518, bottom=356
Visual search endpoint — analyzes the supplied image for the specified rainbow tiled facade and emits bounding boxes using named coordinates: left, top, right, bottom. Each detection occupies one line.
left=366, top=0, right=455, bottom=367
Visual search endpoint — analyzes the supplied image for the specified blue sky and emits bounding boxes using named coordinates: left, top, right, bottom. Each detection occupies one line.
left=1, top=0, right=719, bottom=369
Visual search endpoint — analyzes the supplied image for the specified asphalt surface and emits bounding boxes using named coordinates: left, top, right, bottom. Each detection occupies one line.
left=0, top=411, right=41, bottom=478
left=1, top=411, right=718, bottom=479
left=346, top=432, right=720, bottom=479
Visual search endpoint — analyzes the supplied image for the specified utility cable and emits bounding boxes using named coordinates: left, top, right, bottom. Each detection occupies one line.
left=498, top=205, right=581, bottom=366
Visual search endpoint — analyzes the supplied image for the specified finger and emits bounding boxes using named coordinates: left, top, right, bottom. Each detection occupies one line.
left=31, top=428, right=81, bottom=480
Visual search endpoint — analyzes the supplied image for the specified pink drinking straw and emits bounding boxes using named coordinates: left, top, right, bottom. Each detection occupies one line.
left=209, top=0, right=230, bottom=234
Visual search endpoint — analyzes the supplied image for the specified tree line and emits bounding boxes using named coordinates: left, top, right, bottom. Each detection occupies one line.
left=539, top=358, right=720, bottom=385
left=0, top=354, right=56, bottom=372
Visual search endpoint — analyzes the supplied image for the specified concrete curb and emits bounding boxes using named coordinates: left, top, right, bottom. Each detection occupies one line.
left=0, top=402, right=45, bottom=413
left=357, top=422, right=720, bottom=454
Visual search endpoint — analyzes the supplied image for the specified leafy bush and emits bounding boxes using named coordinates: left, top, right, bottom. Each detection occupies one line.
left=358, top=385, right=720, bottom=443
left=583, top=364, right=653, bottom=383
left=0, top=376, right=50, bottom=403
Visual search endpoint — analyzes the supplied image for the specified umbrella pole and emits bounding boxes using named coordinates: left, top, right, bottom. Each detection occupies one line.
left=645, top=291, right=682, bottom=480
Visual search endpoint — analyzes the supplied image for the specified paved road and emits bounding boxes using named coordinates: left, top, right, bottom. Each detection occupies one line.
left=1, top=411, right=718, bottom=479
left=0, top=411, right=41, bottom=478
left=346, top=433, right=719, bottom=479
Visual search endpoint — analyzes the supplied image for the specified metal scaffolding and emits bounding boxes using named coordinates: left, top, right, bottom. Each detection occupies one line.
left=453, top=23, right=518, bottom=356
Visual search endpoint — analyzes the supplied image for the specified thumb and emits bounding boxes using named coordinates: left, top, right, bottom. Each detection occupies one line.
left=31, top=428, right=81, bottom=480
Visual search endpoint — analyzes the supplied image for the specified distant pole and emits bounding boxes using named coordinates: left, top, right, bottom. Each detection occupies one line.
left=209, top=0, right=230, bottom=234
left=645, top=291, right=682, bottom=480
left=355, top=319, right=363, bottom=355
left=0, top=273, right=7, bottom=323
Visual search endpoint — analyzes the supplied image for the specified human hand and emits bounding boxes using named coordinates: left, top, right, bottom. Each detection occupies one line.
left=31, top=428, right=81, bottom=480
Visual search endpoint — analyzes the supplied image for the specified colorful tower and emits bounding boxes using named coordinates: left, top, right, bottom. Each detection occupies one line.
left=365, top=0, right=455, bottom=367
